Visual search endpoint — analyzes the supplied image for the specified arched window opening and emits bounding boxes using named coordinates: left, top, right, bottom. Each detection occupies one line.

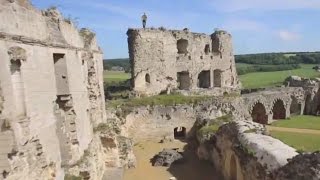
left=145, top=73, right=150, bottom=84
left=251, top=102, right=268, bottom=124
left=304, top=94, right=311, bottom=115
left=177, top=39, right=188, bottom=54
left=204, top=44, right=210, bottom=55
left=272, top=99, right=286, bottom=120
left=174, top=127, right=186, bottom=139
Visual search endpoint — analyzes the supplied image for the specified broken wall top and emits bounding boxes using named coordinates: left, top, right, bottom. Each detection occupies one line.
left=0, top=0, right=101, bottom=52
left=127, top=27, right=231, bottom=39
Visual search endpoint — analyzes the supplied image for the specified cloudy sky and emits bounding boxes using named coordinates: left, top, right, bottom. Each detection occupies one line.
left=32, top=0, right=320, bottom=59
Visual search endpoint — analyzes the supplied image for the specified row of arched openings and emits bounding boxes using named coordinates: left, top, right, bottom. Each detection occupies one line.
left=251, top=99, right=286, bottom=124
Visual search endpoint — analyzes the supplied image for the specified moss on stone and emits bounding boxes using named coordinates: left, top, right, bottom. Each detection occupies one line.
left=64, top=174, right=82, bottom=180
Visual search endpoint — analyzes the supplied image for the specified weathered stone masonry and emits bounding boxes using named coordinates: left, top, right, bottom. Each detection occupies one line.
left=127, top=28, right=241, bottom=96
left=0, top=0, right=107, bottom=179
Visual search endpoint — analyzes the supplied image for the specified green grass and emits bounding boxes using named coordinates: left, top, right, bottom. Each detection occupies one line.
left=107, top=94, right=210, bottom=108
left=104, top=70, right=130, bottom=84
left=270, top=131, right=320, bottom=152
left=239, top=64, right=319, bottom=89
left=198, top=124, right=220, bottom=135
left=271, top=115, right=320, bottom=130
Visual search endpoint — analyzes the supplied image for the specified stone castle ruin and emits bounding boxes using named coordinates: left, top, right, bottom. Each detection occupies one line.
left=127, top=28, right=240, bottom=96
left=0, top=1, right=124, bottom=179
left=0, top=1, right=320, bottom=180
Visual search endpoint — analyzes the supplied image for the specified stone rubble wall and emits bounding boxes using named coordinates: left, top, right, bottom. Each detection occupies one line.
left=127, top=28, right=241, bottom=96
left=284, top=76, right=320, bottom=115
left=117, top=86, right=306, bottom=141
left=195, top=120, right=320, bottom=180
left=0, top=1, right=108, bottom=179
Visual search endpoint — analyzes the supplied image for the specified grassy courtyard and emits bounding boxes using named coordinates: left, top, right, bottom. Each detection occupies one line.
left=272, top=115, right=320, bottom=130
left=270, top=115, right=320, bottom=152
left=270, top=131, right=320, bottom=152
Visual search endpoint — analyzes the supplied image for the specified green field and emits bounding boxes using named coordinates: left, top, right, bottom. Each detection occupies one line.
left=104, top=64, right=319, bottom=89
left=272, top=115, right=320, bottom=130
left=104, top=71, right=130, bottom=85
left=239, top=64, right=319, bottom=89
left=270, top=131, right=320, bottom=152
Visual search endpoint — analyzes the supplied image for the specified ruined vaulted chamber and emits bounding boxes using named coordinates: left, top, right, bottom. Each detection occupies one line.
left=127, top=28, right=241, bottom=96
left=0, top=0, right=107, bottom=179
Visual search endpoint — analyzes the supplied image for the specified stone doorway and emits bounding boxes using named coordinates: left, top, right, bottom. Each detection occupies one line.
left=251, top=102, right=268, bottom=124
left=272, top=99, right=286, bottom=120
left=304, top=94, right=311, bottom=115
left=177, top=72, right=190, bottom=90
left=198, top=70, right=210, bottom=88
left=174, top=127, right=186, bottom=139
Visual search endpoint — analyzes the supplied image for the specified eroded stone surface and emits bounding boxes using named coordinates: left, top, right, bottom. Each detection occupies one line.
left=194, top=120, right=320, bottom=180
left=0, top=1, right=121, bottom=179
left=127, top=28, right=241, bottom=96
left=151, top=149, right=184, bottom=167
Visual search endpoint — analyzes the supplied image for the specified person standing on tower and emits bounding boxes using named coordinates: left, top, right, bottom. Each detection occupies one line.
left=141, top=13, right=147, bottom=29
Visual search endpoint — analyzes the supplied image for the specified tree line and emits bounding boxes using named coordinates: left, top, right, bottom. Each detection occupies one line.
left=103, top=52, right=320, bottom=75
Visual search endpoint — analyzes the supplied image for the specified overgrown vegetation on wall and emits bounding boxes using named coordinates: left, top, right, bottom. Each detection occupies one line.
left=108, top=94, right=211, bottom=108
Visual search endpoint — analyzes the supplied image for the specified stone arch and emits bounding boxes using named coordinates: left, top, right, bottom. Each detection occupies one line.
left=8, top=47, right=27, bottom=116
left=304, top=94, right=312, bottom=115
left=316, top=88, right=320, bottom=114
left=213, top=69, right=222, bottom=87
left=177, top=39, right=188, bottom=54
left=174, top=127, right=186, bottom=139
left=145, top=73, right=150, bottom=84
left=204, top=44, right=210, bottom=55
left=272, top=99, right=286, bottom=120
left=230, top=154, right=237, bottom=180
left=198, top=70, right=210, bottom=88
left=290, top=96, right=301, bottom=115
left=251, top=102, right=268, bottom=124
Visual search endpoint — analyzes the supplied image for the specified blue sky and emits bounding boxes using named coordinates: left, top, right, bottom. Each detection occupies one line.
left=31, top=0, right=320, bottom=59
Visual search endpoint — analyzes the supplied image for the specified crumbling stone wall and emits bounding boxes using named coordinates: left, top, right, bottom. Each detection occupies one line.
left=127, top=28, right=241, bottom=96
left=0, top=1, right=107, bottom=179
left=231, top=87, right=305, bottom=124
left=284, top=76, right=320, bottom=115
left=195, top=120, right=320, bottom=180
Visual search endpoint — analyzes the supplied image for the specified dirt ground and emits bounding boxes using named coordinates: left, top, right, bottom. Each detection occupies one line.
left=123, top=139, right=221, bottom=180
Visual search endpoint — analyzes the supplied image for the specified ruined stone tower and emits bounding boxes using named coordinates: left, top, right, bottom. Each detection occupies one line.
left=0, top=0, right=107, bottom=179
left=127, top=28, right=241, bottom=96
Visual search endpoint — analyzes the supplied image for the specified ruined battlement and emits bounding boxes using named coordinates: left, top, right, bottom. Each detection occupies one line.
left=0, top=0, right=101, bottom=52
left=127, top=27, right=240, bottom=96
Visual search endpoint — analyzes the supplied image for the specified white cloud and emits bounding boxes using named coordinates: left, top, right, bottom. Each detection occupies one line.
left=278, top=30, right=301, bottom=41
left=210, top=0, right=320, bottom=12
